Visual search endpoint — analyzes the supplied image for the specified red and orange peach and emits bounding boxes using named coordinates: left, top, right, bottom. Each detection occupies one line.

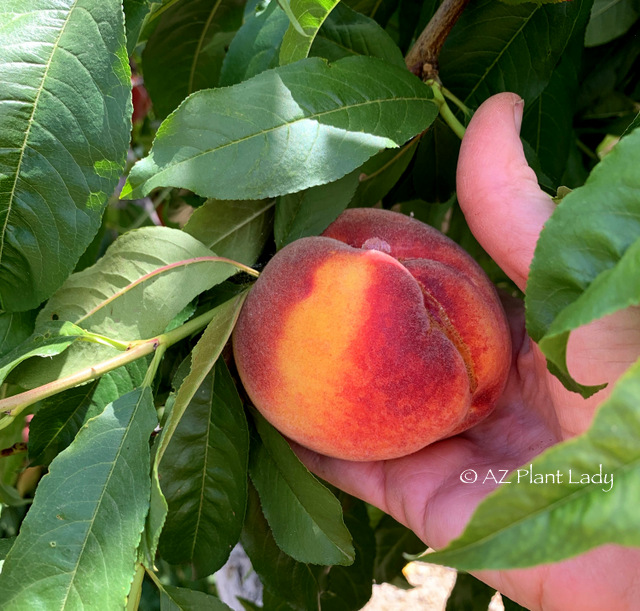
left=233, top=208, right=511, bottom=461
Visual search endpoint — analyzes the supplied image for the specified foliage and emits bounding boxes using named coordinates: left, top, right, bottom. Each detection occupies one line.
left=0, top=0, right=639, bottom=609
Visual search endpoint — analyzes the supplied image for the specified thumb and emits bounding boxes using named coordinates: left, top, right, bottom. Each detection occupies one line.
left=456, top=92, right=555, bottom=291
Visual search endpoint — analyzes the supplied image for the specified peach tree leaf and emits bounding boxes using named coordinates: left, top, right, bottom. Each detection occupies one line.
left=122, top=56, right=438, bottom=201
left=142, top=0, right=243, bottom=118
left=0, top=0, right=131, bottom=311
left=28, top=360, right=147, bottom=466
left=310, top=3, right=405, bottom=67
left=159, top=585, right=232, bottom=610
left=141, top=291, right=249, bottom=564
left=242, top=483, right=374, bottom=609
left=274, top=172, right=360, bottom=249
left=184, top=199, right=275, bottom=266
left=220, top=3, right=403, bottom=88
left=241, top=484, right=323, bottom=611
left=279, top=0, right=341, bottom=65
left=0, top=322, right=91, bottom=387
left=520, top=4, right=591, bottom=187
left=0, top=537, right=15, bottom=561
left=219, top=1, right=289, bottom=87
left=420, top=358, right=640, bottom=570
left=585, top=0, right=640, bottom=47
left=0, top=310, right=36, bottom=360
left=249, top=410, right=355, bottom=566
left=0, top=388, right=157, bottom=609
left=439, top=0, right=590, bottom=106
left=527, top=127, right=640, bottom=396
left=373, top=514, right=425, bottom=585
left=343, top=0, right=397, bottom=26
left=158, top=359, right=249, bottom=579
left=446, top=572, right=496, bottom=611
left=356, top=139, right=420, bottom=207
left=14, top=227, right=240, bottom=389
left=123, top=0, right=152, bottom=54
left=623, top=111, right=640, bottom=137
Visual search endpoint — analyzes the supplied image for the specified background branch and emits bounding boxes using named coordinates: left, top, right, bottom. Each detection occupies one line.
left=405, top=0, right=472, bottom=81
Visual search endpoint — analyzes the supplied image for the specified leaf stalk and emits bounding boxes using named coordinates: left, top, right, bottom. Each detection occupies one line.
left=428, top=80, right=466, bottom=140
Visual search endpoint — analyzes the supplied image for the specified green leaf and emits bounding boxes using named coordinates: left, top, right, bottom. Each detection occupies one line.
left=249, top=411, right=355, bottom=566
left=502, top=596, right=529, bottom=610
left=0, top=0, right=132, bottom=311
left=142, top=0, right=244, bottom=118
left=160, top=584, right=232, bottom=611
left=0, top=416, right=27, bottom=507
left=183, top=199, right=275, bottom=266
left=122, top=56, right=438, bottom=201
left=158, top=359, right=249, bottom=579
left=623, top=111, right=640, bottom=137
left=274, top=172, right=360, bottom=249
left=220, top=2, right=404, bottom=88
left=279, top=0, right=341, bottom=65
left=142, top=291, right=248, bottom=563
left=241, top=483, right=322, bottom=611
left=343, top=0, right=397, bottom=26
left=585, top=0, right=640, bottom=47
left=373, top=514, right=426, bottom=585
left=310, top=3, right=405, bottom=66
left=502, top=595, right=529, bottom=610
left=0, top=388, right=157, bottom=609
left=243, top=483, right=374, bottom=611
left=275, top=0, right=306, bottom=34
left=28, top=360, right=147, bottom=466
left=521, top=3, right=592, bottom=186
left=219, top=1, right=290, bottom=87
left=0, top=310, right=36, bottom=360
left=422, top=358, right=640, bottom=570
left=0, top=322, right=91, bottom=387
left=526, top=128, right=640, bottom=395
left=124, top=0, right=153, bottom=54
left=317, top=492, right=375, bottom=611
left=446, top=572, right=496, bottom=610
left=352, top=139, right=420, bottom=207
left=0, top=537, right=15, bottom=560
left=15, top=227, right=239, bottom=388
left=439, top=0, right=589, bottom=106
left=411, top=120, right=459, bottom=204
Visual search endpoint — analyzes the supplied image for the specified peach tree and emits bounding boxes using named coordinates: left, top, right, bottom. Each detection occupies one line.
left=0, top=0, right=639, bottom=609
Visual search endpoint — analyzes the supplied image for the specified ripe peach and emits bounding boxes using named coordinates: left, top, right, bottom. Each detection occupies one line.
left=233, top=208, right=511, bottom=461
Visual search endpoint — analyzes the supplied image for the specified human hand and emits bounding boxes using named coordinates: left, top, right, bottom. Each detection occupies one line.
left=293, top=93, right=640, bottom=611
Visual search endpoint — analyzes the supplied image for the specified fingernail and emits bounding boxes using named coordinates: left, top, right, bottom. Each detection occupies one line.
left=513, top=98, right=524, bottom=132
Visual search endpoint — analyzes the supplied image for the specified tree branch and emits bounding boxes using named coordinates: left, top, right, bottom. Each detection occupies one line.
left=405, top=0, right=472, bottom=81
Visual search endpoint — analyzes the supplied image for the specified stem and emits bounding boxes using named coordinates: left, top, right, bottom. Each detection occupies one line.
left=0, top=302, right=230, bottom=422
left=161, top=307, right=223, bottom=346
left=0, top=340, right=158, bottom=422
left=428, top=81, right=466, bottom=140
left=405, top=0, right=472, bottom=81
left=144, top=566, right=164, bottom=590
left=126, top=563, right=146, bottom=611
left=142, top=343, right=167, bottom=388
left=80, top=331, right=130, bottom=351
left=441, top=86, right=471, bottom=117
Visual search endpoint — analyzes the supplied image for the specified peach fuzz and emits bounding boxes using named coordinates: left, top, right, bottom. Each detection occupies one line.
left=232, top=208, right=511, bottom=461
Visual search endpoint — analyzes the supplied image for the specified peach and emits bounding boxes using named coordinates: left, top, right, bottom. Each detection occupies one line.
left=232, top=208, right=511, bottom=461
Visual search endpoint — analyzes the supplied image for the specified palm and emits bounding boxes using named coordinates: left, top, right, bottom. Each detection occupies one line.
left=294, top=93, right=640, bottom=611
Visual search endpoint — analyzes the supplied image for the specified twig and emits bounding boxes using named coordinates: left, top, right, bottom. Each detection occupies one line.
left=405, top=0, right=472, bottom=81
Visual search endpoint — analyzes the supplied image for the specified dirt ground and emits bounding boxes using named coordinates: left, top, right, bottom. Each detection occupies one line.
left=362, top=562, right=505, bottom=611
